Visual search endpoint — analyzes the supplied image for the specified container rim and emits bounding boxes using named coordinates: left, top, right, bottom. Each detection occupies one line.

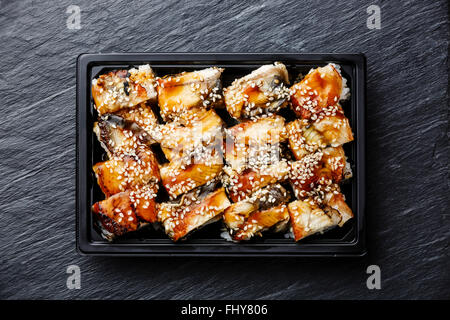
left=76, top=52, right=366, bottom=257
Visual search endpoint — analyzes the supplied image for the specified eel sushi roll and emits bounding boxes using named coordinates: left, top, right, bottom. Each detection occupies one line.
left=158, top=186, right=231, bottom=241
left=92, top=64, right=158, bottom=115
left=223, top=184, right=291, bottom=241
left=289, top=63, right=350, bottom=121
left=224, top=62, right=290, bottom=120
left=157, top=67, right=224, bottom=122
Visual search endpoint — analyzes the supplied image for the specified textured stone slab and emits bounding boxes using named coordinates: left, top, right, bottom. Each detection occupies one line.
left=0, top=0, right=448, bottom=299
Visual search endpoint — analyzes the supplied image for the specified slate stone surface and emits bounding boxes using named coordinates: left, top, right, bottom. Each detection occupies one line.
left=0, top=0, right=448, bottom=299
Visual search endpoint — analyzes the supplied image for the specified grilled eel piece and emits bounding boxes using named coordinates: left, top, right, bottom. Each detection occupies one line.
left=324, top=190, right=353, bottom=227
left=92, top=187, right=159, bottom=241
left=93, top=116, right=160, bottom=192
left=287, top=199, right=342, bottom=241
left=289, top=63, right=350, bottom=120
left=158, top=109, right=224, bottom=162
left=92, top=64, right=157, bottom=115
left=114, top=102, right=161, bottom=142
left=289, top=147, right=351, bottom=198
left=158, top=186, right=231, bottom=241
left=224, top=115, right=287, bottom=173
left=289, top=146, right=352, bottom=200
left=157, top=67, right=224, bottom=122
left=226, top=115, right=287, bottom=146
left=93, top=114, right=160, bottom=165
left=160, top=150, right=224, bottom=199
left=223, top=184, right=290, bottom=239
left=233, top=204, right=290, bottom=241
left=224, top=63, right=290, bottom=119
left=93, top=155, right=160, bottom=198
left=223, top=160, right=290, bottom=202
left=223, top=184, right=290, bottom=230
left=286, top=112, right=353, bottom=160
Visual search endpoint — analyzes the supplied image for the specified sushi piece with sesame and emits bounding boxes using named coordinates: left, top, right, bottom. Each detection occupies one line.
left=114, top=102, right=162, bottom=143
left=289, top=147, right=352, bottom=200
left=93, top=155, right=160, bottom=198
left=226, top=115, right=287, bottom=146
left=160, top=151, right=224, bottom=199
left=289, top=63, right=350, bottom=120
left=156, top=67, right=224, bottom=122
left=222, top=160, right=290, bottom=203
left=311, top=106, right=353, bottom=146
left=324, top=190, right=353, bottom=227
left=91, top=187, right=159, bottom=241
left=287, top=199, right=342, bottom=241
left=223, top=184, right=290, bottom=237
left=92, top=64, right=158, bottom=115
left=224, top=115, right=287, bottom=173
left=286, top=119, right=326, bottom=160
left=158, top=187, right=231, bottom=241
left=286, top=115, right=353, bottom=160
left=288, top=181, right=353, bottom=231
left=92, top=114, right=161, bottom=225
left=223, top=62, right=290, bottom=120
left=94, top=114, right=160, bottom=157
left=223, top=199, right=258, bottom=232
left=158, top=109, right=224, bottom=162
left=233, top=204, right=290, bottom=241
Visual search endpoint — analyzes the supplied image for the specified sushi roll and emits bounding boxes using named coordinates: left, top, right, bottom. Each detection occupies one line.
left=286, top=116, right=353, bottom=160
left=158, top=187, right=231, bottom=241
left=289, top=147, right=351, bottom=200
left=224, top=115, right=287, bottom=173
left=224, top=63, right=290, bottom=119
left=324, top=191, right=353, bottom=227
left=226, top=115, right=287, bottom=147
left=289, top=63, right=350, bottom=120
left=223, top=184, right=290, bottom=238
left=160, top=152, right=224, bottom=199
left=158, top=109, right=224, bottom=162
left=113, top=102, right=162, bottom=142
left=233, top=204, right=290, bottom=241
left=93, top=155, right=160, bottom=197
left=287, top=199, right=341, bottom=241
left=93, top=117, right=160, bottom=180
left=223, top=160, right=290, bottom=202
left=157, top=67, right=224, bottom=122
left=91, top=187, right=159, bottom=241
left=92, top=64, right=158, bottom=115
left=93, top=114, right=160, bottom=157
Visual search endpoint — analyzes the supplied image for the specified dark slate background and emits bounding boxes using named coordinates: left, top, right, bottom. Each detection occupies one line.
left=0, top=0, right=448, bottom=299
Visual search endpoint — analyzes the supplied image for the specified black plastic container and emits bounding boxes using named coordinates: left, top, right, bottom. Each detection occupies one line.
left=76, top=53, right=366, bottom=257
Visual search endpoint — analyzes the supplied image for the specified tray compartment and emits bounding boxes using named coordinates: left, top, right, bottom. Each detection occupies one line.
left=76, top=53, right=366, bottom=256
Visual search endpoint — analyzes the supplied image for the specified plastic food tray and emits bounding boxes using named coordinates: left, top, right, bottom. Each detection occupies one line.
left=76, top=53, right=366, bottom=257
